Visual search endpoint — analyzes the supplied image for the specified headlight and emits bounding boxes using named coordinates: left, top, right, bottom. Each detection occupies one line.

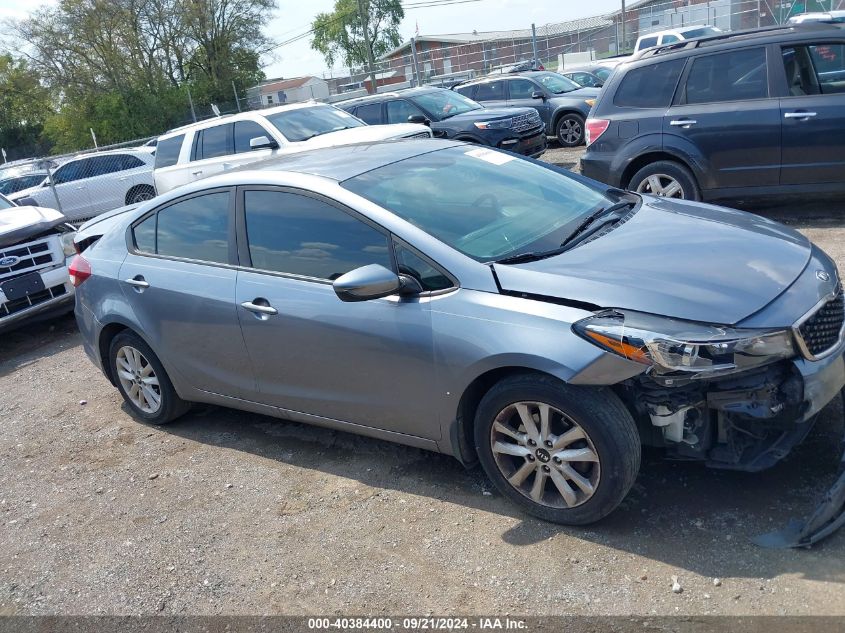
left=573, top=310, right=795, bottom=379
left=60, top=232, right=77, bottom=257
left=585, top=99, right=596, bottom=107
left=474, top=118, right=513, bottom=130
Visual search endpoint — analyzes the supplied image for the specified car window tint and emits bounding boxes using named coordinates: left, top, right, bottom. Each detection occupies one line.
left=394, top=242, right=452, bottom=291
left=788, top=43, right=845, bottom=95
left=87, top=156, right=122, bottom=177
left=474, top=81, right=505, bottom=101
left=639, top=36, right=659, bottom=49
left=454, top=84, right=475, bottom=99
left=200, top=124, right=232, bottom=159
left=386, top=99, right=426, bottom=123
left=119, top=155, right=145, bottom=170
left=354, top=103, right=382, bottom=124
left=243, top=190, right=392, bottom=280
left=155, top=192, right=230, bottom=263
left=155, top=135, right=184, bottom=169
left=234, top=120, right=272, bottom=153
left=52, top=160, right=90, bottom=184
left=508, top=79, right=537, bottom=99
left=685, top=47, right=768, bottom=104
left=613, top=58, right=686, bottom=108
left=133, top=213, right=156, bottom=253
left=661, top=34, right=680, bottom=44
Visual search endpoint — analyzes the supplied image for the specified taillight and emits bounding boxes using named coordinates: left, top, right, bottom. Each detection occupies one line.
left=585, top=118, right=610, bottom=147
left=68, top=255, right=92, bottom=287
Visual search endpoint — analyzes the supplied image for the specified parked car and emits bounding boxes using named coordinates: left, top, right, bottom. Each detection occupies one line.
left=561, top=58, right=630, bottom=85
left=71, top=139, right=845, bottom=546
left=581, top=23, right=845, bottom=201
left=7, top=149, right=156, bottom=222
left=1, top=192, right=76, bottom=331
left=454, top=72, right=599, bottom=147
left=560, top=70, right=604, bottom=88
left=338, top=87, right=547, bottom=157
left=789, top=10, right=845, bottom=24
left=153, top=103, right=431, bottom=195
left=0, top=171, right=49, bottom=196
left=634, top=24, right=722, bottom=52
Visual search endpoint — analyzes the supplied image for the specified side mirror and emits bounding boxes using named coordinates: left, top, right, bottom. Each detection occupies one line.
left=531, top=91, right=545, bottom=100
left=407, top=114, right=431, bottom=126
left=249, top=135, right=279, bottom=150
left=333, top=264, right=421, bottom=302
left=15, top=196, right=39, bottom=207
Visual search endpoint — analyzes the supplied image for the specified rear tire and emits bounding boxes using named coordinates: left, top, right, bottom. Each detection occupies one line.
left=474, top=373, right=641, bottom=525
left=126, top=185, right=156, bottom=205
left=555, top=113, right=585, bottom=147
left=108, top=331, right=190, bottom=425
left=629, top=160, right=700, bottom=201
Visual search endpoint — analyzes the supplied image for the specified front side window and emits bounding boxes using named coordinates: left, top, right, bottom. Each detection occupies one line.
left=614, top=58, right=686, bottom=108
left=453, top=84, right=475, bottom=98
left=234, top=120, right=272, bottom=153
left=386, top=100, right=426, bottom=124
left=154, top=135, right=184, bottom=169
left=354, top=103, right=383, bottom=124
left=685, top=47, right=768, bottom=104
left=52, top=160, right=91, bottom=185
left=265, top=105, right=365, bottom=142
left=343, top=146, right=611, bottom=262
left=638, top=36, right=659, bottom=49
left=136, top=191, right=230, bottom=264
left=243, top=190, right=391, bottom=280
left=508, top=79, right=538, bottom=99
left=474, top=81, right=505, bottom=101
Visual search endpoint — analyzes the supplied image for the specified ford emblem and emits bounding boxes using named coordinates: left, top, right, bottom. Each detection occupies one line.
left=0, top=255, right=20, bottom=267
left=816, top=270, right=831, bottom=282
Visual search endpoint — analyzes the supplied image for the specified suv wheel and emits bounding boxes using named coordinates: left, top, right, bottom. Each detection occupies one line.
left=474, top=374, right=641, bottom=525
left=555, top=114, right=585, bottom=147
left=629, top=160, right=700, bottom=201
left=126, top=185, right=156, bottom=205
left=109, top=331, right=190, bottom=425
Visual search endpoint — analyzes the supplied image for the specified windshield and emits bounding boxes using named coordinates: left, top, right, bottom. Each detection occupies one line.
left=265, top=105, right=365, bottom=142
left=534, top=72, right=581, bottom=94
left=0, top=174, right=46, bottom=195
left=342, top=146, right=611, bottom=262
left=412, top=90, right=481, bottom=120
left=0, top=193, right=14, bottom=210
left=682, top=26, right=721, bottom=39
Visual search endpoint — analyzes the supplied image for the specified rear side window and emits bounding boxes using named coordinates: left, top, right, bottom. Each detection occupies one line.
left=354, top=103, right=382, bottom=124
left=119, top=155, right=145, bottom=170
left=136, top=192, right=230, bottom=264
left=234, top=120, right=272, bottom=153
left=613, top=58, right=686, bottom=108
left=454, top=84, right=475, bottom=98
left=474, top=81, right=505, bottom=101
left=508, top=79, right=537, bottom=99
left=386, top=99, right=426, bottom=124
left=155, top=135, right=184, bottom=169
left=196, top=124, right=232, bottom=159
left=784, top=43, right=845, bottom=95
left=638, top=36, right=659, bottom=50
left=685, top=47, right=768, bottom=104
left=86, top=156, right=122, bottom=177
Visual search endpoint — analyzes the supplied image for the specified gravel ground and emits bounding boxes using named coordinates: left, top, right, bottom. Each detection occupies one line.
left=1, top=144, right=844, bottom=617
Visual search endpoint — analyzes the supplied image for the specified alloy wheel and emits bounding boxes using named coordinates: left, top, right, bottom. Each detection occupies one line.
left=115, top=345, right=162, bottom=414
left=559, top=118, right=583, bottom=145
left=131, top=189, right=155, bottom=203
left=635, top=174, right=685, bottom=198
left=490, top=401, right=601, bottom=508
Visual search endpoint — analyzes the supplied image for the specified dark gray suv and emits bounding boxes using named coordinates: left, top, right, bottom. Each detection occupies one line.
left=581, top=23, right=845, bottom=201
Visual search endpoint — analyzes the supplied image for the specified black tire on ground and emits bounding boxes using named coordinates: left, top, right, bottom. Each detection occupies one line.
left=126, top=185, right=156, bottom=205
left=474, top=373, right=641, bottom=525
left=628, top=160, right=701, bottom=201
left=555, top=113, right=585, bottom=147
left=108, top=330, right=190, bottom=425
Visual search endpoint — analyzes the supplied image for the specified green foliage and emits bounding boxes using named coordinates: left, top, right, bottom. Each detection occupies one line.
left=311, top=0, right=403, bottom=69
left=0, top=54, right=53, bottom=160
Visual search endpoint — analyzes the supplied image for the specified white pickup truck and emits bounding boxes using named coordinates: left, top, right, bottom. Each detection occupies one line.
left=0, top=192, right=77, bottom=331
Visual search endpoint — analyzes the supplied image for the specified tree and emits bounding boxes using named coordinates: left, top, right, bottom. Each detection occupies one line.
left=311, top=0, right=403, bottom=71
left=0, top=54, right=52, bottom=160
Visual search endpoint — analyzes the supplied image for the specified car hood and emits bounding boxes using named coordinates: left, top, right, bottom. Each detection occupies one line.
left=8, top=185, right=43, bottom=201
left=549, top=87, right=600, bottom=101
left=492, top=197, right=813, bottom=325
left=298, top=124, right=430, bottom=149
left=446, top=107, right=535, bottom=122
left=0, top=205, right=69, bottom=249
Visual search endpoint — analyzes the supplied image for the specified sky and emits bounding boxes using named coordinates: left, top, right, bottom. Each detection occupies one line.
left=1, top=0, right=624, bottom=78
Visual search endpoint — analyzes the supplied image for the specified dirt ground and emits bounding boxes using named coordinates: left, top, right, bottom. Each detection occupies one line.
left=1, top=145, right=844, bottom=616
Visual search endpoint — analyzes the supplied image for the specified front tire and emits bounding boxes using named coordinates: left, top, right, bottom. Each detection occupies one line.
left=555, top=113, right=585, bottom=147
left=474, top=374, right=641, bottom=525
left=109, top=331, right=190, bottom=425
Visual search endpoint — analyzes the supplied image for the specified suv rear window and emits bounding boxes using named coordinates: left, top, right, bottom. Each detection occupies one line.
left=613, top=58, right=686, bottom=108
left=155, top=135, right=184, bottom=169
left=685, top=47, right=768, bottom=104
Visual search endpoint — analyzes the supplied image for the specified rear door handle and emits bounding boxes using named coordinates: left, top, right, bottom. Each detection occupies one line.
left=240, top=300, right=278, bottom=316
left=669, top=119, right=697, bottom=127
left=124, top=277, right=150, bottom=289
left=192, top=170, right=203, bottom=177
left=784, top=111, right=817, bottom=119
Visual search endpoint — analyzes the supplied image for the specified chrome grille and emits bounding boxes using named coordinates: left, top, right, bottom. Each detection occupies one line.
left=0, top=237, right=58, bottom=282
left=0, top=283, right=67, bottom=318
left=797, top=287, right=844, bottom=358
left=512, top=110, right=543, bottom=134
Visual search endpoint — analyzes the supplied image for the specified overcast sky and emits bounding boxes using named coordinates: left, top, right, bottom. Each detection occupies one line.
left=2, top=0, right=624, bottom=78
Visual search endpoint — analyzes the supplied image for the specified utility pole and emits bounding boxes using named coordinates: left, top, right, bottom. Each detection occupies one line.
left=232, top=81, right=241, bottom=112
left=357, top=0, right=379, bottom=93
left=531, top=23, right=538, bottom=63
left=186, top=86, right=197, bottom=122
left=621, top=0, right=626, bottom=54
left=410, top=36, right=421, bottom=87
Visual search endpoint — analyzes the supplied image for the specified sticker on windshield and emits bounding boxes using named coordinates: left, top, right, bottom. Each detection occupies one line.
left=464, top=147, right=516, bottom=165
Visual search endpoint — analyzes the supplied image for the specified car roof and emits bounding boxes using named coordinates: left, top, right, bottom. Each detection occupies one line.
left=211, top=138, right=463, bottom=184
left=336, top=87, right=446, bottom=107
left=633, top=22, right=844, bottom=61
left=62, top=148, right=153, bottom=162
left=458, top=70, right=552, bottom=86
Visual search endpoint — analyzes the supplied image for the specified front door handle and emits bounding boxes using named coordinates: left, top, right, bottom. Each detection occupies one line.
left=192, top=170, right=203, bottom=177
left=124, top=276, right=150, bottom=290
left=784, top=111, right=817, bottom=119
left=240, top=300, right=278, bottom=316
left=669, top=119, right=697, bottom=127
